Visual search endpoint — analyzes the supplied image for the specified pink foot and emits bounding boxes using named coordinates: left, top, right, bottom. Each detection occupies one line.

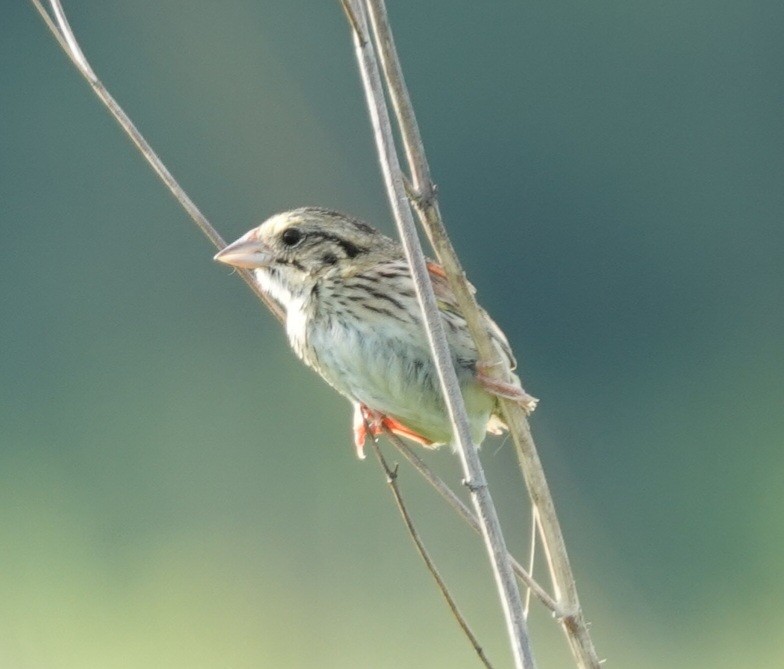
left=351, top=403, right=435, bottom=459
left=352, top=403, right=384, bottom=459
left=476, top=366, right=539, bottom=415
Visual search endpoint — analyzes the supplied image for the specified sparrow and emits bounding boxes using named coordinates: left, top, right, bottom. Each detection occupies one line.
left=215, top=207, right=537, bottom=458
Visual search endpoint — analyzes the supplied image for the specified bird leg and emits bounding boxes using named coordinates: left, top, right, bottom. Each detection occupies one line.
left=353, top=403, right=382, bottom=460
left=352, top=403, right=435, bottom=459
left=476, top=363, right=539, bottom=415
left=382, top=417, right=435, bottom=448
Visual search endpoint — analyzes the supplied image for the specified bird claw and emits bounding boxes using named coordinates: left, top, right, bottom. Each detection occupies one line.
left=351, top=403, right=435, bottom=458
left=476, top=365, right=539, bottom=415
left=352, top=403, right=385, bottom=459
left=352, top=421, right=368, bottom=460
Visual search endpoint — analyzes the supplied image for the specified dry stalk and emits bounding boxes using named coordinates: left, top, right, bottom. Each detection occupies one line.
left=362, top=0, right=602, bottom=666
left=343, top=2, right=535, bottom=667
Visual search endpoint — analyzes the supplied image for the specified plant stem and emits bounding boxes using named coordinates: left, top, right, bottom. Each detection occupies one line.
left=343, top=2, right=536, bottom=667
left=362, top=1, right=602, bottom=666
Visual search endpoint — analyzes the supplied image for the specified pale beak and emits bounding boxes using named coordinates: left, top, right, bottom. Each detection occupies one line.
left=214, top=230, right=273, bottom=269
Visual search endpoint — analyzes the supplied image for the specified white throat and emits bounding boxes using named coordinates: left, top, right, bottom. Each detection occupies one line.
left=254, top=267, right=312, bottom=355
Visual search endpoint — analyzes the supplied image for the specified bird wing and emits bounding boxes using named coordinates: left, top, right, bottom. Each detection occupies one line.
left=426, top=261, right=518, bottom=371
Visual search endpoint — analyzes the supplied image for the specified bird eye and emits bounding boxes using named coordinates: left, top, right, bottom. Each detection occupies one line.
left=281, top=227, right=304, bottom=247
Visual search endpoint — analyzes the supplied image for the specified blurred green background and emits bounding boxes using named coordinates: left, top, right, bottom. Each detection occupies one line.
left=2, top=1, right=782, bottom=667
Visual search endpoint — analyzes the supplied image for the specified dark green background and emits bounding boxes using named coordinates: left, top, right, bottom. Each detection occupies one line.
left=2, top=1, right=782, bottom=667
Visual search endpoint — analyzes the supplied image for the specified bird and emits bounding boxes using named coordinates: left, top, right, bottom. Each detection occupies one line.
left=214, top=207, right=537, bottom=459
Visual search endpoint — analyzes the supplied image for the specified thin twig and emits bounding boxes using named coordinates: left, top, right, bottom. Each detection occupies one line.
left=363, top=0, right=601, bottom=666
left=343, top=2, right=535, bottom=667
left=523, top=507, right=538, bottom=619
left=29, top=0, right=285, bottom=325
left=370, top=439, right=494, bottom=669
left=381, top=428, right=559, bottom=614
left=339, top=0, right=366, bottom=46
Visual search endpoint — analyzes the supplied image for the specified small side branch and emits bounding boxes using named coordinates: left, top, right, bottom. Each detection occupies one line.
left=382, top=428, right=559, bottom=614
left=370, top=440, right=494, bottom=669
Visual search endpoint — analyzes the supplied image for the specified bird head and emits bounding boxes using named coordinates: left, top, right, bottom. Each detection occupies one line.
left=214, top=207, right=398, bottom=304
